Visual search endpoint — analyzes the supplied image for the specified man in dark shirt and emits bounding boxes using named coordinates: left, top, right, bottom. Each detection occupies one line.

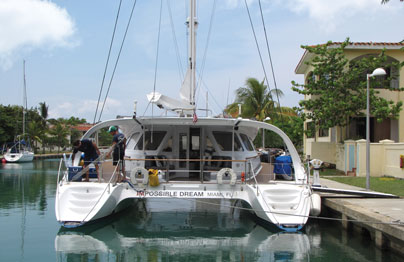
left=108, top=126, right=126, bottom=182
left=72, top=139, right=101, bottom=182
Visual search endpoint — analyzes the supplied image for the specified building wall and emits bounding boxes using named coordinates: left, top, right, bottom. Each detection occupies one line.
left=309, top=142, right=336, bottom=164
left=354, top=139, right=404, bottom=179
left=301, top=47, right=404, bottom=161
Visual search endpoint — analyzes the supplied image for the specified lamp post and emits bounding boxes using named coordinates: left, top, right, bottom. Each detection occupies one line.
left=262, top=117, right=271, bottom=149
left=366, top=68, right=386, bottom=190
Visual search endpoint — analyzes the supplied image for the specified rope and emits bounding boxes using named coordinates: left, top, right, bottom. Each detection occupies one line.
left=160, top=195, right=404, bottom=227
left=167, top=0, right=185, bottom=82
left=93, top=0, right=123, bottom=124
left=195, top=0, right=217, bottom=108
left=151, top=0, right=163, bottom=112
left=243, top=0, right=274, bottom=107
left=98, top=0, right=138, bottom=122
left=257, top=0, right=283, bottom=118
left=196, top=72, right=223, bottom=116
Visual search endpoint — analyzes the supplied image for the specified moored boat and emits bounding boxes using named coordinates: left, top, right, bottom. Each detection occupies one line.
left=55, top=0, right=320, bottom=232
left=4, top=60, right=34, bottom=163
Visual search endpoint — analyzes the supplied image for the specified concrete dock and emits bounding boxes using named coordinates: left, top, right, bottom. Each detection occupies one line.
left=318, top=178, right=404, bottom=256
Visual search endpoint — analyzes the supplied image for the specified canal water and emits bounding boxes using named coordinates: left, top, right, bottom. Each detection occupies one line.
left=0, top=159, right=402, bottom=261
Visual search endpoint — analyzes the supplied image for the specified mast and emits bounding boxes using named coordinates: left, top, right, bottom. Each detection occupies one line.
left=187, top=0, right=197, bottom=106
left=22, top=60, right=27, bottom=138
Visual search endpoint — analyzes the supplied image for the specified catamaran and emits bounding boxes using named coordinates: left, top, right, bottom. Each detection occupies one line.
left=55, top=0, right=321, bottom=232
left=4, top=61, right=34, bottom=163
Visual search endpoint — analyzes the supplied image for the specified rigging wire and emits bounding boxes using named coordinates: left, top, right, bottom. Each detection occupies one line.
left=93, top=0, right=123, bottom=124
left=243, top=0, right=274, bottom=107
left=195, top=0, right=217, bottom=108
left=196, top=70, right=223, bottom=116
left=167, top=0, right=185, bottom=82
left=98, top=0, right=138, bottom=122
left=150, top=0, right=164, bottom=142
left=257, top=0, right=283, bottom=118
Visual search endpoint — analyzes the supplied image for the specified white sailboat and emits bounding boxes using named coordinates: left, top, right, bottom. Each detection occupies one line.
left=4, top=61, right=34, bottom=163
left=55, top=1, right=320, bottom=232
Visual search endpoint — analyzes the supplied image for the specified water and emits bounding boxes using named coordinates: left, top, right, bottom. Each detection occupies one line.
left=0, top=159, right=402, bottom=262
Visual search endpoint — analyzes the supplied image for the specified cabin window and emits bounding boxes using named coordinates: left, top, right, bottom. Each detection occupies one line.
left=205, top=136, right=216, bottom=154
left=239, top=134, right=254, bottom=151
left=127, top=132, right=140, bottom=145
left=212, top=131, right=243, bottom=151
left=163, top=136, right=173, bottom=152
left=135, top=131, right=167, bottom=150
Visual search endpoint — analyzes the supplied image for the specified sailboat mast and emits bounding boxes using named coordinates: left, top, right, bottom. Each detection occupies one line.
left=22, top=60, right=27, bottom=138
left=188, top=0, right=197, bottom=106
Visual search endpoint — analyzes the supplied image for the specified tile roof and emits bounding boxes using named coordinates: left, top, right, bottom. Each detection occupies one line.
left=296, top=41, right=404, bottom=74
left=308, top=41, right=404, bottom=48
left=71, top=124, right=94, bottom=132
left=331, top=42, right=404, bottom=46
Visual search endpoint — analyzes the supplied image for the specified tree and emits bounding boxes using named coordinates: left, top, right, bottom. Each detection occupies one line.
left=26, top=121, right=43, bottom=153
left=38, top=102, right=48, bottom=122
left=48, top=122, right=69, bottom=153
left=226, top=78, right=283, bottom=121
left=38, top=102, right=49, bottom=153
left=381, top=0, right=404, bottom=3
left=291, top=38, right=403, bottom=135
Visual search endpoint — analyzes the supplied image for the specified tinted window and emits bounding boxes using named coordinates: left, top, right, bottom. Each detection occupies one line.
left=212, top=131, right=243, bottom=151
left=163, top=136, right=173, bottom=152
left=135, top=131, right=167, bottom=150
left=240, top=134, right=254, bottom=151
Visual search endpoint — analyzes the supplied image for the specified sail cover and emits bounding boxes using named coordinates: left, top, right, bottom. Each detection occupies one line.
left=147, top=92, right=194, bottom=112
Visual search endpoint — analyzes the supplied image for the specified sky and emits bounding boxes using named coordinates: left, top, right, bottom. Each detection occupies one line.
left=0, top=0, right=403, bottom=123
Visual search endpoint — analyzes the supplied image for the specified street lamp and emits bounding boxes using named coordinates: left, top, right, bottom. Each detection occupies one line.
left=366, top=68, right=386, bottom=190
left=262, top=117, right=271, bottom=149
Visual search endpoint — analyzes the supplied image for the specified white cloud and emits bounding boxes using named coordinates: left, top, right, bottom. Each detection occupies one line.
left=0, top=0, right=76, bottom=69
left=48, top=97, right=123, bottom=122
left=283, top=0, right=394, bottom=32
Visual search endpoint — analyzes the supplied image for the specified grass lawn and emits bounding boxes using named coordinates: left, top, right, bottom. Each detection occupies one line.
left=323, top=175, right=404, bottom=197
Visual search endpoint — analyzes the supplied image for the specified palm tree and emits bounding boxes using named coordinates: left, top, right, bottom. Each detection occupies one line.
left=48, top=122, right=69, bottom=153
left=38, top=102, right=49, bottom=153
left=26, top=121, right=43, bottom=153
left=38, top=102, right=48, bottom=124
left=226, top=78, right=283, bottom=121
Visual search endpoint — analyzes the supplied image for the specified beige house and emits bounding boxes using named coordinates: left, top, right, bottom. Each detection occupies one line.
left=295, top=42, right=404, bottom=178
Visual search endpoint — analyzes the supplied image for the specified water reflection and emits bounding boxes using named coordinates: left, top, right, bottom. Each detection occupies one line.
left=55, top=199, right=314, bottom=261
left=0, top=159, right=59, bottom=213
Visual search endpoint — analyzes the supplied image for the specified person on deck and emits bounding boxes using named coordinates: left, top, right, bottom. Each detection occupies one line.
left=72, top=139, right=101, bottom=182
left=107, top=126, right=126, bottom=183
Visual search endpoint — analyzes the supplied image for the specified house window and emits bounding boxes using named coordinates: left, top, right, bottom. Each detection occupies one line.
left=306, top=72, right=315, bottom=85
left=319, top=127, right=329, bottom=137
left=306, top=122, right=315, bottom=139
left=318, top=121, right=329, bottom=137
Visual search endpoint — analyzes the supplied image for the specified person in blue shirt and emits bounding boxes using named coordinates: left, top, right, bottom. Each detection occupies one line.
left=72, top=139, right=101, bottom=182
left=107, top=126, right=126, bottom=182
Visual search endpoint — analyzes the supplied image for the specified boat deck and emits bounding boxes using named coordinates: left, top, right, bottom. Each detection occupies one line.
left=88, top=161, right=285, bottom=184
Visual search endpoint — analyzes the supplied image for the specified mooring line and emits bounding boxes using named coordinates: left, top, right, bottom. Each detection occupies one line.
left=138, top=194, right=404, bottom=227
